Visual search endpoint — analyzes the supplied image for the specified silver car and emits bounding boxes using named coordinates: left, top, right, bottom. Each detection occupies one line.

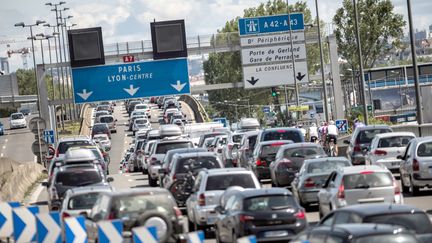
left=186, top=168, right=260, bottom=231
left=399, top=137, right=432, bottom=196
left=291, top=157, right=351, bottom=208
left=221, top=132, right=244, bottom=167
left=317, top=165, right=403, bottom=218
left=365, top=132, right=415, bottom=172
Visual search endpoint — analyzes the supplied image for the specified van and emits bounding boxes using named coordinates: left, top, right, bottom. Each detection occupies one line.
left=239, top=118, right=260, bottom=131
left=159, top=124, right=182, bottom=138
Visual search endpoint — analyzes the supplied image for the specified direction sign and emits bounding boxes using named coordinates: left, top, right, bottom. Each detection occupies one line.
left=122, top=55, right=135, bottom=63
left=36, top=212, right=61, bottom=243
left=97, top=220, right=123, bottom=243
left=289, top=105, right=309, bottom=112
left=64, top=216, right=87, bottom=243
left=336, top=119, right=348, bottom=133
left=238, top=13, right=305, bottom=36
left=0, top=202, right=20, bottom=238
left=43, top=130, right=55, bottom=144
left=241, top=43, right=307, bottom=65
left=186, top=231, right=205, bottom=243
left=29, top=117, right=46, bottom=134
left=71, top=58, right=190, bottom=104
left=13, top=206, right=39, bottom=243
left=262, top=106, right=270, bottom=113
left=132, top=226, right=158, bottom=243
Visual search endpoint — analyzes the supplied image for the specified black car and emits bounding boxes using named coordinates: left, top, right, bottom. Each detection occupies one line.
left=215, top=188, right=307, bottom=242
left=292, top=223, right=419, bottom=243
left=249, top=140, right=293, bottom=181
left=318, top=204, right=432, bottom=243
left=91, top=123, right=111, bottom=139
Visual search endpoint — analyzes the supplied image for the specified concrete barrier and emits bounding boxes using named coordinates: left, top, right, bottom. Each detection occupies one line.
left=178, top=95, right=209, bottom=123
left=79, top=104, right=93, bottom=136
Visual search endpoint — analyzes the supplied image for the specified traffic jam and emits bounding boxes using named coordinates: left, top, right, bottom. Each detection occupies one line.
left=36, top=96, right=432, bottom=243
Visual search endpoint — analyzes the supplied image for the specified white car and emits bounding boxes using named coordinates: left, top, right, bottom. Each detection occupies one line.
left=93, top=134, right=111, bottom=151
left=9, top=112, right=26, bottom=129
left=366, top=132, right=416, bottom=172
left=134, top=104, right=151, bottom=118
left=132, top=118, right=151, bottom=135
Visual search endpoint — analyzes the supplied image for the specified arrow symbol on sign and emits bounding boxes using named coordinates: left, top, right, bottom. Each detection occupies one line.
left=76, top=89, right=93, bottom=101
left=123, top=84, right=140, bottom=96
left=65, top=217, right=87, bottom=243
left=247, top=76, right=259, bottom=85
left=171, top=80, right=186, bottom=92
left=37, top=213, right=61, bottom=243
left=296, top=72, right=306, bottom=81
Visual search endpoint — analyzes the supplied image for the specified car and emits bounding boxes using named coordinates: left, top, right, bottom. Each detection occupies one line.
left=292, top=223, right=419, bottom=243
left=127, top=100, right=142, bottom=114
left=60, top=185, right=113, bottom=220
left=317, top=204, right=432, bottom=243
left=93, top=134, right=111, bottom=151
left=85, top=188, right=186, bottom=243
left=197, top=131, right=229, bottom=148
left=214, top=188, right=307, bottom=243
left=140, top=140, right=158, bottom=174
left=186, top=168, right=261, bottom=231
left=98, top=115, right=117, bottom=133
left=91, top=123, right=111, bottom=139
left=96, top=104, right=112, bottom=114
left=169, top=112, right=186, bottom=124
left=365, top=132, right=415, bottom=172
left=19, top=108, right=31, bottom=116
left=256, top=127, right=305, bottom=143
left=129, top=111, right=147, bottom=130
left=164, top=152, right=224, bottom=206
left=63, top=147, right=109, bottom=175
left=291, top=157, right=352, bottom=208
left=44, top=164, right=112, bottom=211
left=9, top=112, right=26, bottom=129
left=237, top=130, right=260, bottom=168
left=222, top=132, right=244, bottom=167
left=164, top=109, right=182, bottom=124
left=344, top=125, right=393, bottom=165
left=0, top=122, right=4, bottom=135
left=147, top=138, right=194, bottom=187
left=208, top=135, right=228, bottom=160
left=159, top=124, right=183, bottom=138
left=399, top=136, right=432, bottom=196
left=270, top=143, right=327, bottom=187
left=201, top=137, right=215, bottom=150
left=54, top=136, right=94, bottom=159
left=237, top=118, right=260, bottom=132
left=134, top=104, right=151, bottom=118
left=317, top=165, right=402, bottom=218
left=249, top=140, right=293, bottom=181
left=94, top=110, right=110, bottom=122
left=132, top=118, right=151, bottom=135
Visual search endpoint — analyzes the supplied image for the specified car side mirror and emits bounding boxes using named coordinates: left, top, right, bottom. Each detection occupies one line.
left=107, top=177, right=114, bottom=182
left=343, top=140, right=350, bottom=145
left=42, top=181, right=49, bottom=187
left=426, top=210, right=432, bottom=215
left=397, top=155, right=404, bottom=160
left=80, top=211, right=90, bottom=220
left=215, top=205, right=226, bottom=214
left=92, top=213, right=102, bottom=221
left=329, top=181, right=336, bottom=188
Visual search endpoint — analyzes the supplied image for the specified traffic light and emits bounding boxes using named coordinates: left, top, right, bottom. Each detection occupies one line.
left=271, top=87, right=277, bottom=97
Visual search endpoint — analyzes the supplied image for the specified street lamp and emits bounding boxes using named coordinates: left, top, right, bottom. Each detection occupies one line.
left=14, top=20, right=46, bottom=117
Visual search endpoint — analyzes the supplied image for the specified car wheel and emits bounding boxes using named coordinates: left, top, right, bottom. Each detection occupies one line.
left=410, top=176, right=419, bottom=196
left=138, top=211, right=173, bottom=243
left=142, top=168, right=148, bottom=175
left=400, top=174, right=409, bottom=194
left=148, top=175, right=158, bottom=187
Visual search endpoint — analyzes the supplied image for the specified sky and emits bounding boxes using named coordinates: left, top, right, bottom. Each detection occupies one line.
left=0, top=0, right=431, bottom=71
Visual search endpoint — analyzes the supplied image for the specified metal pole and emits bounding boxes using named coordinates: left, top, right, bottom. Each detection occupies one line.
left=283, top=85, right=289, bottom=119
left=39, top=39, right=45, bottom=65
left=407, top=0, right=423, bottom=136
left=286, top=0, right=300, bottom=107
left=248, top=100, right=251, bottom=117
left=353, top=0, right=369, bottom=125
left=315, top=0, right=329, bottom=123
left=60, top=13, right=73, bottom=121
left=29, top=26, right=42, bottom=117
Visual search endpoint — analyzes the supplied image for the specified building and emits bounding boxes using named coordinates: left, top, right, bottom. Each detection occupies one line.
left=0, top=57, right=9, bottom=74
left=429, top=24, right=432, bottom=38
left=415, top=29, right=427, bottom=41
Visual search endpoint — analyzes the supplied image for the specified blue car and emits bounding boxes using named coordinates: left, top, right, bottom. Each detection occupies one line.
left=0, top=122, right=3, bottom=135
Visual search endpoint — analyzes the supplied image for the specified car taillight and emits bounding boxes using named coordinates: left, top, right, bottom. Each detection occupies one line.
left=413, top=159, right=420, bottom=172
left=294, top=209, right=305, bottom=220
left=337, top=185, right=345, bottom=199
left=198, top=193, right=206, bottom=206
left=174, top=207, right=182, bottom=217
left=271, top=142, right=286, bottom=146
left=354, top=144, right=361, bottom=153
left=256, top=159, right=265, bottom=166
left=62, top=212, right=70, bottom=220
left=360, top=170, right=374, bottom=175
left=393, top=179, right=400, bottom=195
left=374, top=150, right=387, bottom=156
left=108, top=212, right=115, bottom=220
left=304, top=178, right=315, bottom=188
left=239, top=214, right=254, bottom=222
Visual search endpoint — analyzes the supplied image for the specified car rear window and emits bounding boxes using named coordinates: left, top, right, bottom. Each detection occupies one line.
left=232, top=134, right=243, bottom=143
left=97, top=106, right=109, bottom=111
left=93, top=124, right=108, bottom=132
left=262, top=130, right=302, bottom=142
left=261, top=143, right=288, bottom=157
left=156, top=142, right=192, bottom=154
left=343, top=172, right=393, bottom=189
left=112, top=194, right=174, bottom=218
left=206, top=174, right=255, bottom=190
left=99, top=116, right=113, bottom=123
left=176, top=156, right=221, bottom=174
left=11, top=114, right=24, bottom=119
left=135, top=119, right=148, bottom=124
left=58, top=141, right=92, bottom=154
left=283, top=147, right=325, bottom=159
left=353, top=234, right=418, bottom=243
left=417, top=142, right=432, bottom=157
left=68, top=192, right=101, bottom=210
left=307, top=161, right=350, bottom=174
left=243, top=195, right=296, bottom=211
left=56, top=170, right=102, bottom=186
left=378, top=136, right=413, bottom=148
left=356, top=129, right=391, bottom=144
left=364, top=212, right=432, bottom=234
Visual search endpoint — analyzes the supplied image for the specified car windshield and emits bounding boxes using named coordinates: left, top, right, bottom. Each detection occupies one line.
left=96, top=112, right=108, bottom=117
left=261, top=143, right=287, bottom=158
left=11, top=114, right=24, bottom=119
left=283, top=146, right=325, bottom=159
left=232, top=134, right=243, bottom=143
left=417, top=142, right=432, bottom=157
left=59, top=141, right=92, bottom=154
left=56, top=170, right=102, bottom=186
left=244, top=195, right=296, bottom=211
left=364, top=212, right=432, bottom=234
left=68, top=192, right=102, bottom=210
left=353, top=234, right=418, bottom=243
left=99, top=117, right=113, bottom=123
left=307, top=161, right=350, bottom=174
left=133, top=111, right=146, bottom=116
left=156, top=142, right=192, bottom=154
left=357, top=129, right=391, bottom=144
left=377, top=136, right=413, bottom=148
left=135, top=105, right=148, bottom=110
left=112, top=194, right=174, bottom=219
left=204, top=138, right=215, bottom=147
left=135, top=119, right=148, bottom=124
left=206, top=174, right=256, bottom=190
left=262, top=130, right=302, bottom=142
left=176, top=156, right=220, bottom=174
left=343, top=172, right=393, bottom=189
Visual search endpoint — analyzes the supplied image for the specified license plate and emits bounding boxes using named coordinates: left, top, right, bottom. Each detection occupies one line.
left=264, top=230, right=288, bottom=238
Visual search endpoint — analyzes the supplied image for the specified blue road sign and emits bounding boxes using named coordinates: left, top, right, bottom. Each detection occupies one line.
left=13, top=206, right=39, bottom=243
left=36, top=212, right=61, bottom=243
left=71, top=58, right=190, bottom=104
left=262, top=106, right=270, bottom=113
left=64, top=216, right=87, bottom=243
left=186, top=231, right=205, bottom=243
left=97, top=220, right=123, bottom=243
left=336, top=119, right=348, bottom=133
left=237, top=235, right=257, bottom=243
left=238, top=13, right=304, bottom=36
left=0, top=202, right=20, bottom=238
left=213, top=118, right=228, bottom=127
left=132, top=226, right=158, bottom=243
left=43, top=130, right=55, bottom=144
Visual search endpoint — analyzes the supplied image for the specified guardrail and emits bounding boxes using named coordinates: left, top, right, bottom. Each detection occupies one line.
left=0, top=95, right=38, bottom=103
left=178, top=95, right=209, bottom=123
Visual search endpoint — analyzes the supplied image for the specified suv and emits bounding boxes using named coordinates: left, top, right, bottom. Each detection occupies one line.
left=257, top=127, right=304, bottom=143
left=55, top=136, right=94, bottom=159
left=317, top=165, right=402, bottom=218
left=237, top=130, right=260, bottom=168
left=147, top=138, right=194, bottom=186
left=9, top=112, right=26, bottom=129
left=91, top=123, right=111, bottom=139
left=344, top=125, right=392, bottom=165
left=222, top=132, right=244, bottom=167
left=98, top=115, right=116, bottom=133
left=186, top=168, right=261, bottom=231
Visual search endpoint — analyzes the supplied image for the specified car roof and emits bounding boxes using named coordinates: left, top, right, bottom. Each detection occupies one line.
left=10, top=112, right=23, bottom=116
left=58, top=163, right=99, bottom=172
left=203, top=168, right=250, bottom=175
left=93, top=134, right=109, bottom=138
left=373, top=132, right=415, bottom=139
left=64, top=148, right=98, bottom=161
left=93, top=123, right=108, bottom=127
left=166, top=147, right=207, bottom=155
left=242, top=130, right=261, bottom=137
left=304, top=157, right=350, bottom=164
left=258, top=140, right=293, bottom=146
left=336, top=203, right=424, bottom=216
left=356, top=125, right=391, bottom=131
left=412, top=136, right=432, bottom=143
left=174, top=151, right=218, bottom=159
left=312, top=223, right=411, bottom=237
left=279, top=142, right=321, bottom=149
left=155, top=138, right=191, bottom=144
left=262, top=127, right=300, bottom=132
left=104, top=188, right=170, bottom=197
left=67, top=185, right=112, bottom=195
left=58, top=136, right=92, bottom=142
left=99, top=115, right=113, bottom=118
left=239, top=188, right=292, bottom=198
left=342, top=165, right=389, bottom=174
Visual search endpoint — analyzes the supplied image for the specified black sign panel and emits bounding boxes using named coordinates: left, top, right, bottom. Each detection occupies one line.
left=151, top=20, right=187, bottom=60
left=68, top=27, right=105, bottom=68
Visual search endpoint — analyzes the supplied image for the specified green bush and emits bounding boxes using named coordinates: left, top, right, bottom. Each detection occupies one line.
left=0, top=108, right=17, bottom=118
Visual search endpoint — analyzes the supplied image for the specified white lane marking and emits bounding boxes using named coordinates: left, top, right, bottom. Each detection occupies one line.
left=0, top=153, right=3, bottom=157
left=29, top=183, right=45, bottom=204
left=128, top=179, right=134, bottom=182
left=34, top=156, right=37, bottom=163
left=1, top=145, right=5, bottom=149
left=5, top=139, right=8, bottom=142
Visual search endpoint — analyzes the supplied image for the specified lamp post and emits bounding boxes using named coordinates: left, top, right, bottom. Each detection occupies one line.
left=347, top=68, right=357, bottom=106
left=14, top=20, right=46, bottom=117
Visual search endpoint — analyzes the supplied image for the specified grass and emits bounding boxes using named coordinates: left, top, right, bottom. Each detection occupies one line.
left=58, top=121, right=81, bottom=138
left=23, top=173, right=48, bottom=202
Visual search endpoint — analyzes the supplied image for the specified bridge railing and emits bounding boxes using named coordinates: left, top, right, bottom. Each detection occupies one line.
left=366, top=74, right=432, bottom=89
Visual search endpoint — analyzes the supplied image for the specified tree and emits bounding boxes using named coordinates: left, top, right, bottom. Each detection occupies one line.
left=333, top=0, right=405, bottom=69
left=15, top=68, right=61, bottom=100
